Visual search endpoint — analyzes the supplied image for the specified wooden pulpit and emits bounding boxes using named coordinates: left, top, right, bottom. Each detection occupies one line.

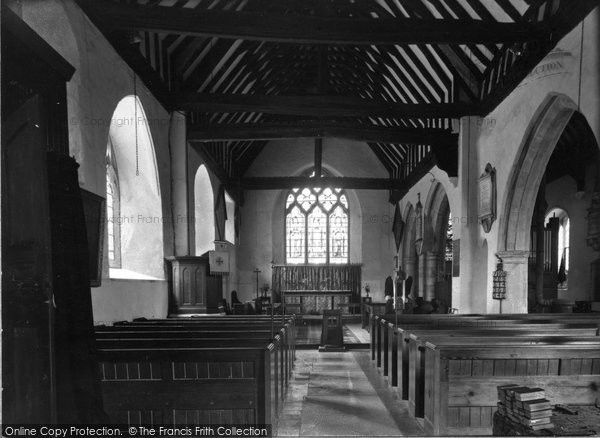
left=166, top=256, right=222, bottom=315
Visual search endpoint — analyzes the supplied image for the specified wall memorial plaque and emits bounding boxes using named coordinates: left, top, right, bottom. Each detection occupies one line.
left=81, top=189, right=105, bottom=287
left=478, top=163, right=496, bottom=233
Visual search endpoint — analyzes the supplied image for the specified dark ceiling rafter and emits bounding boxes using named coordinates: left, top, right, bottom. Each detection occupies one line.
left=175, top=93, right=479, bottom=118
left=77, top=0, right=550, bottom=45
left=188, top=122, right=458, bottom=144
left=479, top=0, right=598, bottom=114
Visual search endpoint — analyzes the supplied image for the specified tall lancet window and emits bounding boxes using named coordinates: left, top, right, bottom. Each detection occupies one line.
left=285, top=186, right=349, bottom=264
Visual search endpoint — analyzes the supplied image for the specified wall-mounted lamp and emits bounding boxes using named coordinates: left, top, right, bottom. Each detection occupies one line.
left=492, top=255, right=507, bottom=300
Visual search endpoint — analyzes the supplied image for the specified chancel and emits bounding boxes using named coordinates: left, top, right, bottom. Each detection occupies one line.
left=3, top=0, right=600, bottom=436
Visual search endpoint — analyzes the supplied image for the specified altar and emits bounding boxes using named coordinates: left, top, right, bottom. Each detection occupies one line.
left=272, top=264, right=361, bottom=314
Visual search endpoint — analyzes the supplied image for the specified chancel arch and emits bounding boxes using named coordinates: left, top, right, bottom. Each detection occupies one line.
left=106, top=95, right=163, bottom=279
left=194, top=164, right=216, bottom=255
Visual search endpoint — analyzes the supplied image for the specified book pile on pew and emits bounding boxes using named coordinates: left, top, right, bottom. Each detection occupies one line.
left=497, top=384, right=554, bottom=432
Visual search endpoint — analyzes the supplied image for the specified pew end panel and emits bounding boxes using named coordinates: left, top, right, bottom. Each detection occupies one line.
left=99, top=348, right=266, bottom=426
left=423, top=345, right=600, bottom=436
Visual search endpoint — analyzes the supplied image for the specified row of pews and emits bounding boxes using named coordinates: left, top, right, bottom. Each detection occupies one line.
left=94, top=316, right=296, bottom=432
left=370, top=313, right=600, bottom=436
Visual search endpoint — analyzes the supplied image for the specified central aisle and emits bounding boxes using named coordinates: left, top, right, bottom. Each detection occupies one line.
left=277, top=350, right=423, bottom=436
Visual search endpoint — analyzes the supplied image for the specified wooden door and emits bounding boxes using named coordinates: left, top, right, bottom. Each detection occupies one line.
left=2, top=94, right=56, bottom=423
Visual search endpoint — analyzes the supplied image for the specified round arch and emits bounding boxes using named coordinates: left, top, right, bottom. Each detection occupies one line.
left=194, top=164, right=216, bottom=255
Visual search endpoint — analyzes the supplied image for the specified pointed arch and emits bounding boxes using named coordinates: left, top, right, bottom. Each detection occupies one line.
left=498, top=93, right=579, bottom=252
left=107, top=95, right=164, bottom=279
left=401, top=203, right=416, bottom=260
left=425, top=180, right=451, bottom=255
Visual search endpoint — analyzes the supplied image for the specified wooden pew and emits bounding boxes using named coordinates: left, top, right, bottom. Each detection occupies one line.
left=98, top=337, right=288, bottom=417
left=97, top=321, right=295, bottom=403
left=371, top=314, right=552, bottom=376
left=97, top=333, right=292, bottom=397
left=96, top=316, right=297, bottom=431
left=400, top=326, right=597, bottom=399
left=372, top=313, right=600, bottom=369
left=371, top=315, right=599, bottom=399
left=422, top=342, right=600, bottom=436
left=98, top=343, right=281, bottom=429
left=408, top=334, right=600, bottom=418
left=103, top=316, right=297, bottom=382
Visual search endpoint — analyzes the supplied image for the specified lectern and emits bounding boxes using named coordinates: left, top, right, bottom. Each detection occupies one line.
left=319, top=310, right=345, bottom=352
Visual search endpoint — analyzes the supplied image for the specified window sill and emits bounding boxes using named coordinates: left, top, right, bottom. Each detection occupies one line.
left=109, top=268, right=164, bottom=281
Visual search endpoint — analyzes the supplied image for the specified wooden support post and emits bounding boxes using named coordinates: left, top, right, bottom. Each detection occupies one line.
left=314, top=138, right=323, bottom=177
left=535, top=175, right=547, bottom=308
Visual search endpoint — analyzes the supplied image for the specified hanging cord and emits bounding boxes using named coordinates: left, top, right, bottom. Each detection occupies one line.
left=134, top=72, right=139, bottom=176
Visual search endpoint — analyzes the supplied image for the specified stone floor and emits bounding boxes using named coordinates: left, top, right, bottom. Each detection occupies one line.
left=277, top=350, right=424, bottom=437
left=296, top=322, right=371, bottom=346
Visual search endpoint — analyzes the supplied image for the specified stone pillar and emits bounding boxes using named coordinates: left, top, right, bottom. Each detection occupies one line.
left=496, top=250, right=529, bottom=314
left=418, top=252, right=426, bottom=298
left=424, top=252, right=439, bottom=301
left=169, top=111, right=189, bottom=255
left=403, top=256, right=416, bottom=297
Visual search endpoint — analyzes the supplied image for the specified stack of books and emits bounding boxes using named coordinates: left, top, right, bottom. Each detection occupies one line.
left=497, top=384, right=554, bottom=431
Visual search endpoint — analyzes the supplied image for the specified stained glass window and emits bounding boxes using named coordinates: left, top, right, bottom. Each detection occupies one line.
left=285, top=185, right=349, bottom=264
left=286, top=206, right=306, bottom=264
left=329, top=206, right=349, bottom=264
left=445, top=212, right=453, bottom=262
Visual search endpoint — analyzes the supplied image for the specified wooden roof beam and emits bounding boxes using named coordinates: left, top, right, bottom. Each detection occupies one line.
left=188, top=122, right=459, bottom=145
left=480, top=1, right=598, bottom=114
left=226, top=176, right=411, bottom=191
left=78, top=1, right=550, bottom=45
left=176, top=93, right=480, bottom=118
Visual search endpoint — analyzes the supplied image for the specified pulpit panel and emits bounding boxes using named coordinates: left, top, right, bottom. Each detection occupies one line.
left=167, top=256, right=221, bottom=314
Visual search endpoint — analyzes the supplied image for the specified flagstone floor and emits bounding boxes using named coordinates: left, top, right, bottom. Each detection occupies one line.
left=277, top=350, right=424, bottom=437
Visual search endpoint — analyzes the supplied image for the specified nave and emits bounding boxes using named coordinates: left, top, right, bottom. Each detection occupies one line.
left=4, top=1, right=600, bottom=435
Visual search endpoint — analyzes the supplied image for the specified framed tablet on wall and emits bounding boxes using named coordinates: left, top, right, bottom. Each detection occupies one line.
left=478, top=163, right=496, bottom=233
